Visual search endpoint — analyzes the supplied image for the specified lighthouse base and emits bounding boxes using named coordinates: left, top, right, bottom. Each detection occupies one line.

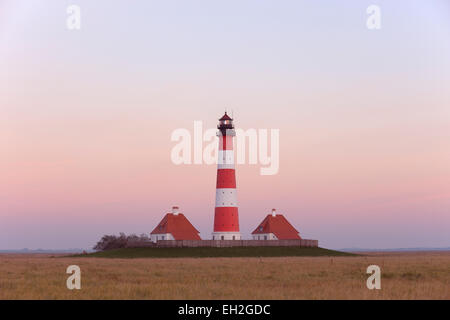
left=212, top=232, right=242, bottom=241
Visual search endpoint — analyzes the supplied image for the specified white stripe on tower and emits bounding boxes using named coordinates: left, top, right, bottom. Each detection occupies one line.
left=217, top=150, right=235, bottom=169
left=215, top=189, right=237, bottom=207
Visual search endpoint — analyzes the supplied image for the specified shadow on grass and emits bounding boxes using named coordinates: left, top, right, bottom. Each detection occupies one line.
left=69, top=247, right=358, bottom=259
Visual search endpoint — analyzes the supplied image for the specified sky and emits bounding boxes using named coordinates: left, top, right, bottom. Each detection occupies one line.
left=1, top=0, right=449, bottom=250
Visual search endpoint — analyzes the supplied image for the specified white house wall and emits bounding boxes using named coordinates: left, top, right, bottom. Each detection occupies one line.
left=151, top=233, right=174, bottom=242
left=252, top=233, right=277, bottom=240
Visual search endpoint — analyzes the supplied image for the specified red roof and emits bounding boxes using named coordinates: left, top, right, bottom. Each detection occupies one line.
left=219, top=112, right=232, bottom=121
left=151, top=213, right=201, bottom=240
left=251, top=214, right=301, bottom=240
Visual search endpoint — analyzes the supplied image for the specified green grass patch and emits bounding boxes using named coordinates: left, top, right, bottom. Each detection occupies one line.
left=70, top=246, right=356, bottom=259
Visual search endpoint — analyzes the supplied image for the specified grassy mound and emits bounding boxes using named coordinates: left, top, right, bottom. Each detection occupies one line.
left=72, top=246, right=356, bottom=258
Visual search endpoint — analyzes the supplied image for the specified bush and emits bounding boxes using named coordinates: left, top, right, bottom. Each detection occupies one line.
left=93, top=233, right=150, bottom=251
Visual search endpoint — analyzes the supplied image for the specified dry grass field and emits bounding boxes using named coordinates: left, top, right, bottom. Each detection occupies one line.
left=0, top=251, right=449, bottom=299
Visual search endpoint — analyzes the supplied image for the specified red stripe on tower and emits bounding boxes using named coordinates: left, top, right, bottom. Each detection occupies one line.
left=212, top=112, right=241, bottom=240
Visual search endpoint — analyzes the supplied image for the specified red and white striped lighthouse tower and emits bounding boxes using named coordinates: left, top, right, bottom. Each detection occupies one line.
left=212, top=112, right=241, bottom=240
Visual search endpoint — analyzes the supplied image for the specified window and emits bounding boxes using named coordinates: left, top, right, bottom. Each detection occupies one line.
left=162, top=236, right=165, bottom=240
left=264, top=236, right=267, bottom=240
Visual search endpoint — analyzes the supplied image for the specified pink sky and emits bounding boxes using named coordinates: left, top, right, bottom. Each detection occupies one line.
left=1, top=1, right=449, bottom=249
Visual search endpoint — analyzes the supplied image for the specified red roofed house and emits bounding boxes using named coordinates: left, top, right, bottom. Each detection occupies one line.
left=251, top=209, right=301, bottom=240
left=150, top=206, right=201, bottom=242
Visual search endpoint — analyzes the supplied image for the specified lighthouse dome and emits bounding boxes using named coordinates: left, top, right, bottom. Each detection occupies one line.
left=218, top=112, right=234, bottom=131
left=219, top=112, right=232, bottom=121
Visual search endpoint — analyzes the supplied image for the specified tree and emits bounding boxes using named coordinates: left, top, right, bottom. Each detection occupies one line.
left=93, top=233, right=151, bottom=251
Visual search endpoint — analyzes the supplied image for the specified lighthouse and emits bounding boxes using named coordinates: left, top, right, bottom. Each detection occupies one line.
left=212, top=112, right=241, bottom=240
